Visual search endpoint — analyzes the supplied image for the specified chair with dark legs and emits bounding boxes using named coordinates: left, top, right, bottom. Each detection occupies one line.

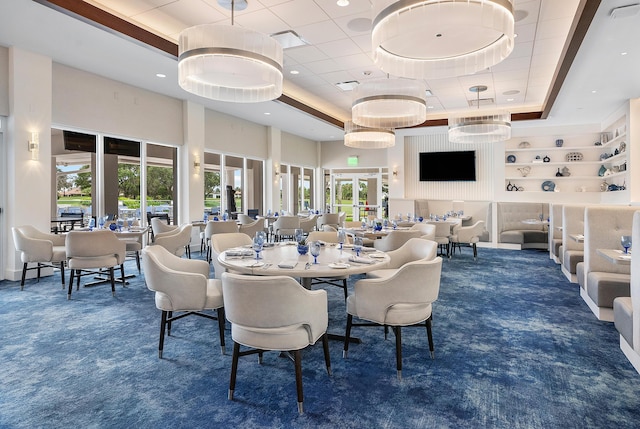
left=12, top=225, right=67, bottom=290
left=343, top=256, right=443, bottom=380
left=65, top=230, right=126, bottom=300
left=221, top=272, right=331, bottom=415
left=142, top=245, right=225, bottom=358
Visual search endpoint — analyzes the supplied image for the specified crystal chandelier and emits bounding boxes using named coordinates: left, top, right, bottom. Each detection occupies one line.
left=178, top=1, right=283, bottom=103
left=344, top=121, right=395, bottom=149
left=371, top=0, right=515, bottom=79
left=352, top=77, right=427, bottom=128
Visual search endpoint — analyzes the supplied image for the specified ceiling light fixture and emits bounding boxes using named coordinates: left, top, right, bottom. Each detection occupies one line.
left=448, top=85, right=511, bottom=144
left=178, top=0, right=283, bottom=103
left=352, top=77, right=427, bottom=128
left=344, top=121, right=395, bottom=149
left=371, top=0, right=515, bottom=79
left=337, top=0, right=350, bottom=6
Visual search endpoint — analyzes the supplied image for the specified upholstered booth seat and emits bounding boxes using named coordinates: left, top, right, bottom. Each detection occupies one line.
left=496, top=202, right=549, bottom=249
left=580, top=206, right=635, bottom=321
left=561, top=205, right=586, bottom=283
left=614, top=296, right=633, bottom=349
left=549, top=203, right=563, bottom=264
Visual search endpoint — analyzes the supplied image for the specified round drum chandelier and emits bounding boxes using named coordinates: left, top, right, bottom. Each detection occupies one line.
left=344, top=121, right=395, bottom=149
left=448, top=86, right=511, bottom=143
left=371, top=0, right=515, bottom=79
left=178, top=1, right=283, bottom=103
left=352, top=78, right=427, bottom=128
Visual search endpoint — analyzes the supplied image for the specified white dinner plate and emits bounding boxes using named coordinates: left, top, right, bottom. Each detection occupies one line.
left=328, top=263, right=350, bottom=269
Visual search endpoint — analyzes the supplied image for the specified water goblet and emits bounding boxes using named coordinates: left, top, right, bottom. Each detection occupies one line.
left=256, top=230, right=266, bottom=245
left=98, top=216, right=106, bottom=229
left=116, top=218, right=124, bottom=232
left=222, top=212, right=229, bottom=221
left=621, top=235, right=632, bottom=254
left=383, top=218, right=389, bottom=228
left=127, top=218, right=133, bottom=231
left=337, top=228, right=346, bottom=250
left=310, top=241, right=321, bottom=264
left=361, top=219, right=367, bottom=229
left=88, top=217, right=96, bottom=231
left=539, top=213, right=544, bottom=222
left=253, top=236, right=264, bottom=260
left=354, top=237, right=363, bottom=257
left=294, top=228, right=304, bottom=244
left=204, top=212, right=209, bottom=222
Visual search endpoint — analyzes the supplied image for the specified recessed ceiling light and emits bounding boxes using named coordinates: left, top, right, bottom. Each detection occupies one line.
left=503, top=90, right=520, bottom=95
left=264, top=112, right=271, bottom=115
left=592, top=90, right=597, bottom=94
left=621, top=52, right=628, bottom=56
left=337, top=0, right=349, bottom=6
left=507, top=98, right=514, bottom=102
left=290, top=70, right=299, bottom=75
left=427, top=105, right=434, bottom=109
left=156, top=73, right=166, bottom=78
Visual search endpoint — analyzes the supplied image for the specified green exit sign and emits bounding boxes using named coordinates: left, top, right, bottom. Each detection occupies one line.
left=347, top=156, right=358, bottom=166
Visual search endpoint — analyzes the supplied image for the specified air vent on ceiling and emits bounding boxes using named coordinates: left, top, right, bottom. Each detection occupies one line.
left=469, top=98, right=495, bottom=107
left=610, top=3, right=640, bottom=19
left=336, top=81, right=359, bottom=91
left=270, top=30, right=308, bottom=49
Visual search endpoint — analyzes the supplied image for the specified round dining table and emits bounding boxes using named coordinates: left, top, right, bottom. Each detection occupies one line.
left=218, top=242, right=390, bottom=288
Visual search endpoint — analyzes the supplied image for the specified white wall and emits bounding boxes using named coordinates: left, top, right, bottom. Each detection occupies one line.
left=205, top=109, right=268, bottom=159
left=52, top=64, right=183, bottom=145
left=320, top=140, right=388, bottom=169
left=0, top=46, right=8, bottom=117
left=282, top=131, right=317, bottom=167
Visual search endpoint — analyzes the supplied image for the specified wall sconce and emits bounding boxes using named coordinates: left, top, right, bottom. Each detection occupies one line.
left=28, top=131, right=39, bottom=160
left=274, top=165, right=279, bottom=176
left=393, top=168, right=398, bottom=177
left=193, top=155, right=201, bottom=174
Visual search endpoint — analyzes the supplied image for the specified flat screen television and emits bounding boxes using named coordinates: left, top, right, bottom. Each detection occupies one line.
left=419, top=151, right=476, bottom=182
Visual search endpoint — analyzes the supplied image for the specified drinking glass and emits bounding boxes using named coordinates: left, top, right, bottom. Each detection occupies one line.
left=310, top=241, right=321, bottom=264
left=204, top=212, right=209, bottom=222
left=361, top=219, right=367, bottom=229
left=88, top=218, right=96, bottom=231
left=354, top=237, right=363, bottom=257
left=127, top=218, right=133, bottom=230
left=253, top=236, right=264, bottom=259
left=539, top=213, right=544, bottom=222
left=383, top=218, right=389, bottom=228
left=621, top=235, right=632, bottom=254
left=294, top=228, right=304, bottom=244
left=256, top=230, right=266, bottom=245
left=116, top=218, right=125, bottom=232
left=222, top=212, right=229, bottom=221
left=98, top=216, right=105, bottom=229
left=337, top=228, right=346, bottom=250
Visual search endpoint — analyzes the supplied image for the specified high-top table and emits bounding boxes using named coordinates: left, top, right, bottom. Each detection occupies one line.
left=218, top=242, right=390, bottom=289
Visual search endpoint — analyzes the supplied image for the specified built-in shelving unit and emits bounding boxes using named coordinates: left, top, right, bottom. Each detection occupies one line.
left=504, top=121, right=628, bottom=194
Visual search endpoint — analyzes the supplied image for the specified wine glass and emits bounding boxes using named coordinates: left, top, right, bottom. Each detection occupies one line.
left=127, top=218, right=133, bottom=231
left=294, top=228, right=304, bottom=244
left=621, top=235, right=632, bottom=254
left=256, top=230, right=266, bottom=245
left=337, top=228, right=346, bottom=250
left=361, top=219, right=367, bottom=229
left=354, top=237, right=363, bottom=257
left=116, top=218, right=124, bottom=232
left=98, top=216, right=106, bottom=229
left=204, top=212, right=209, bottom=222
left=88, top=217, right=96, bottom=231
left=310, top=241, right=321, bottom=264
left=253, top=236, right=264, bottom=260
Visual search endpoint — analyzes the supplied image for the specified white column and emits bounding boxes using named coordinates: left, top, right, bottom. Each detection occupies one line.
left=5, top=47, right=53, bottom=281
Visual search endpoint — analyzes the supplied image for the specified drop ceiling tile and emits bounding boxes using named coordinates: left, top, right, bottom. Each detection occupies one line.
left=305, top=58, right=343, bottom=74
left=235, top=8, right=291, bottom=34
left=295, top=20, right=348, bottom=45
left=514, top=23, right=537, bottom=43
left=320, top=70, right=358, bottom=86
left=339, top=53, right=375, bottom=69
left=350, top=33, right=373, bottom=53
left=539, top=0, right=582, bottom=20
left=285, top=45, right=329, bottom=64
left=333, top=12, right=373, bottom=37
left=509, top=41, right=534, bottom=59
left=316, top=38, right=363, bottom=58
left=512, top=0, right=541, bottom=25
left=536, top=17, right=574, bottom=40
left=271, top=0, right=329, bottom=27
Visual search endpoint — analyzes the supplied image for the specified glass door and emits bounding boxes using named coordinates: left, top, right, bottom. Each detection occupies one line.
left=331, top=172, right=382, bottom=222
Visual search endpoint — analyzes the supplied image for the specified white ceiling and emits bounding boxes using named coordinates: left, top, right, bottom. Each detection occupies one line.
left=1, top=0, right=640, bottom=140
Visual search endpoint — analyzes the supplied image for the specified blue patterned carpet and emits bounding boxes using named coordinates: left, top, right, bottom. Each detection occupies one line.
left=1, top=247, right=639, bottom=428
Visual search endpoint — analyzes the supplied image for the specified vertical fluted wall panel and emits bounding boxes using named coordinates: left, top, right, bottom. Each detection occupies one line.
left=404, top=134, right=495, bottom=201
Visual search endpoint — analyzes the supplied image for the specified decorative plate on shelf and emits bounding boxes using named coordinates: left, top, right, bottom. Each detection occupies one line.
left=541, top=181, right=556, bottom=192
left=566, top=152, right=583, bottom=162
left=506, top=155, right=516, bottom=163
